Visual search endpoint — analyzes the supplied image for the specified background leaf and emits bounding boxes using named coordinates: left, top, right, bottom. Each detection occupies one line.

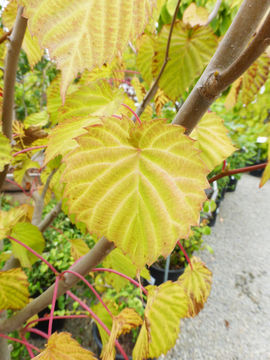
left=11, top=223, right=45, bottom=268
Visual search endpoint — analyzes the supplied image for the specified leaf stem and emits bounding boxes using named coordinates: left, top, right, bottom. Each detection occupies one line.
left=62, top=270, right=113, bottom=317
left=0, top=334, right=40, bottom=353
left=177, top=240, right=192, bottom=270
left=133, top=0, right=182, bottom=120
left=48, top=276, right=59, bottom=337
left=12, top=145, right=47, bottom=157
left=92, top=268, right=148, bottom=295
left=67, top=291, right=129, bottom=360
left=121, top=103, right=142, bottom=125
left=7, top=235, right=58, bottom=274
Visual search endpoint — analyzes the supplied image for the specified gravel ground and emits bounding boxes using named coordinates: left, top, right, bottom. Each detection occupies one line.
left=160, top=174, right=270, bottom=360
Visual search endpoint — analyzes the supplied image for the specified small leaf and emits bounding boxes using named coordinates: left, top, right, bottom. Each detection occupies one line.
left=33, top=332, right=97, bottom=360
left=102, top=308, right=143, bottom=360
left=24, top=111, right=49, bottom=129
left=191, top=112, right=237, bottom=171
left=260, top=139, right=270, bottom=187
left=11, top=223, right=45, bottom=268
left=133, top=281, right=189, bottom=359
left=183, top=3, right=209, bottom=27
left=153, top=21, right=217, bottom=99
left=69, top=239, right=90, bottom=262
left=0, top=205, right=28, bottom=240
left=177, top=256, right=212, bottom=317
left=224, top=78, right=242, bottom=109
left=22, top=0, right=155, bottom=97
left=0, top=268, right=29, bottom=310
left=13, top=154, right=40, bottom=185
left=62, top=117, right=209, bottom=271
left=103, top=248, right=150, bottom=291
left=0, top=133, right=12, bottom=172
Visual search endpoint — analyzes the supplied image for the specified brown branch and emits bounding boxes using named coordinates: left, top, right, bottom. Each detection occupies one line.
left=38, top=200, right=62, bottom=232
left=132, top=0, right=181, bottom=121
left=0, top=29, right=12, bottom=45
left=209, top=163, right=267, bottom=183
left=0, top=7, right=27, bottom=191
left=202, top=11, right=270, bottom=99
left=173, top=0, right=270, bottom=134
left=32, top=169, right=57, bottom=227
left=0, top=237, right=115, bottom=334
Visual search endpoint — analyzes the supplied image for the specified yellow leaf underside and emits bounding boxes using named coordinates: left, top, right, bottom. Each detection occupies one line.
left=33, top=332, right=97, bottom=360
left=23, top=0, right=155, bottom=97
left=0, top=268, right=29, bottom=310
left=133, top=281, right=188, bottom=359
left=62, top=117, right=209, bottom=271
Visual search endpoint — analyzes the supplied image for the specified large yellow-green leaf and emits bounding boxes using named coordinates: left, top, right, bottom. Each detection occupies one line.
left=62, top=117, right=209, bottom=271
left=2, top=0, right=43, bottom=67
left=0, top=205, right=28, bottom=240
left=22, top=0, right=155, bottom=97
left=260, top=139, right=270, bottom=188
left=0, top=268, right=29, bottom=310
left=102, top=308, right=143, bottom=360
left=177, top=256, right=212, bottom=317
left=0, top=133, right=12, bottom=171
left=133, top=281, right=188, bottom=359
left=10, top=223, right=45, bottom=268
left=103, top=248, right=150, bottom=291
left=136, top=34, right=155, bottom=86
left=153, top=21, right=217, bottom=100
left=191, top=112, right=237, bottom=171
left=33, top=332, right=97, bottom=360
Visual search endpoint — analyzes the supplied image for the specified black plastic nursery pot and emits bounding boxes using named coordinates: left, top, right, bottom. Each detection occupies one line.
left=148, top=263, right=185, bottom=286
left=29, top=296, right=65, bottom=338
left=248, top=160, right=267, bottom=177
left=226, top=176, right=238, bottom=192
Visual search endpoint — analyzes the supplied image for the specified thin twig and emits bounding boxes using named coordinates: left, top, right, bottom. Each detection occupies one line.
left=32, top=168, right=57, bottom=226
left=206, top=0, right=222, bottom=25
left=132, top=0, right=181, bottom=121
left=0, top=29, right=12, bottom=45
left=0, top=7, right=27, bottom=191
left=38, top=200, right=62, bottom=232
